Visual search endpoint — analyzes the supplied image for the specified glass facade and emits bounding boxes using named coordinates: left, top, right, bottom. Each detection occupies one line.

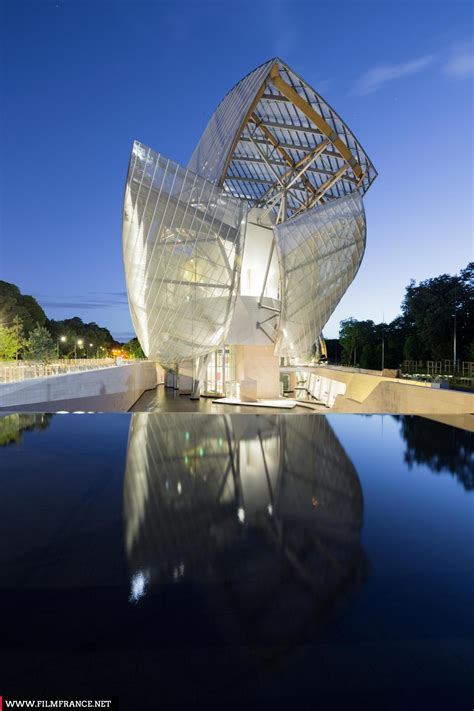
left=203, top=346, right=235, bottom=395
left=123, top=142, right=247, bottom=366
left=189, top=58, right=377, bottom=216
left=123, top=59, right=377, bottom=367
left=187, top=59, right=275, bottom=185
left=274, top=193, right=366, bottom=358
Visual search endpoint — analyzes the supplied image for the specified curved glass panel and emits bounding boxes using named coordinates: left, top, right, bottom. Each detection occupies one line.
left=189, top=58, right=377, bottom=215
left=123, top=141, right=247, bottom=366
left=187, top=60, right=274, bottom=183
left=274, top=192, right=366, bottom=358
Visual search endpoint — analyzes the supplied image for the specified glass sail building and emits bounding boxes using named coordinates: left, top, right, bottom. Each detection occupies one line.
left=123, top=58, right=377, bottom=396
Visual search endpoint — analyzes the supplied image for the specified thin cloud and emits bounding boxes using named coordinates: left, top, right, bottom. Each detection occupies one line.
left=37, top=291, right=129, bottom=310
left=443, top=43, right=474, bottom=79
left=113, top=331, right=136, bottom=342
left=353, top=54, right=436, bottom=95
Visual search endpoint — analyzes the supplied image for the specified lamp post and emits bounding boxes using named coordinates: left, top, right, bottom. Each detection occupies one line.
left=75, top=339, right=83, bottom=360
left=453, top=309, right=457, bottom=375
left=57, top=335, right=67, bottom=358
left=381, top=313, right=385, bottom=373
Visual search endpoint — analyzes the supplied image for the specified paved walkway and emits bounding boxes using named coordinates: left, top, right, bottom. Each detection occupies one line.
left=130, top=384, right=323, bottom=414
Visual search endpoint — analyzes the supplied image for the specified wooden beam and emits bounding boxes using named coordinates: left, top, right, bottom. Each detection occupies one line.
left=218, top=79, right=269, bottom=187
left=256, top=138, right=331, bottom=204
left=294, top=164, right=349, bottom=217
left=269, top=69, right=363, bottom=179
left=249, top=113, right=317, bottom=196
left=239, top=136, right=343, bottom=161
left=232, top=153, right=358, bottom=184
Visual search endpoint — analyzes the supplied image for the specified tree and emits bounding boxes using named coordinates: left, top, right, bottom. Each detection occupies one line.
left=339, top=319, right=381, bottom=368
left=47, top=317, right=119, bottom=357
left=25, top=324, right=56, bottom=363
left=324, top=338, right=341, bottom=363
left=401, top=263, right=473, bottom=362
left=0, top=281, right=47, bottom=336
left=383, top=316, right=408, bottom=368
left=339, top=318, right=359, bottom=365
left=338, top=263, right=473, bottom=369
left=0, top=316, right=25, bottom=360
left=123, top=337, right=145, bottom=359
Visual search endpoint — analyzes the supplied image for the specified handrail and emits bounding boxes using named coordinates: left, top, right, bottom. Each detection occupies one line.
left=0, top=359, right=148, bottom=384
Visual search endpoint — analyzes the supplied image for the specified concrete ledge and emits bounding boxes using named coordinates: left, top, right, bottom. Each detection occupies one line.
left=283, top=366, right=473, bottom=414
left=315, top=366, right=473, bottom=414
left=331, top=378, right=473, bottom=414
left=0, top=362, right=158, bottom=412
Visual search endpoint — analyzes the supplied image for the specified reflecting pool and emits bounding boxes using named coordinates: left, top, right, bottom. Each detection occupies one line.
left=0, top=413, right=472, bottom=710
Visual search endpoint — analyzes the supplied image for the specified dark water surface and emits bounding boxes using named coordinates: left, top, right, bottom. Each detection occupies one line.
left=0, top=413, right=472, bottom=710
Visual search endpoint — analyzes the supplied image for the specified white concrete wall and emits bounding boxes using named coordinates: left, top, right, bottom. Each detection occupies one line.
left=0, top=361, right=158, bottom=412
left=284, top=366, right=474, bottom=414
left=226, top=295, right=280, bottom=345
left=235, top=344, right=280, bottom=399
left=240, top=210, right=279, bottom=299
left=177, top=359, right=194, bottom=393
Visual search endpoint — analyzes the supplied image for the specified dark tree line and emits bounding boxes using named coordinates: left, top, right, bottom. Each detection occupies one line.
left=0, top=280, right=47, bottom=333
left=397, top=416, right=473, bottom=491
left=335, top=263, right=473, bottom=370
left=0, top=280, right=136, bottom=360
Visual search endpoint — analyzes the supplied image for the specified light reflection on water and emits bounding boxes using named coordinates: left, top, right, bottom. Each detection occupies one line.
left=0, top=412, right=472, bottom=709
left=124, top=414, right=366, bottom=628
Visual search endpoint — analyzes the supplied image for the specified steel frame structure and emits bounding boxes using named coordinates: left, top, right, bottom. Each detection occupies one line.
left=123, top=58, right=377, bottom=365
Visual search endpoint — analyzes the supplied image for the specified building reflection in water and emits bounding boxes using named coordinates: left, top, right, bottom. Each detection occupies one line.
left=124, top=414, right=367, bottom=642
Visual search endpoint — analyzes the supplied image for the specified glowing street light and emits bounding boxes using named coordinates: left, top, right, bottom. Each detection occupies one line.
left=75, top=339, right=83, bottom=360
left=57, top=334, right=67, bottom=358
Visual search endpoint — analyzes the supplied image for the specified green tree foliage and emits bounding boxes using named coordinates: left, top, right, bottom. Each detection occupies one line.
left=337, top=263, right=473, bottom=368
left=339, top=318, right=384, bottom=368
left=0, top=316, right=25, bottom=360
left=25, top=324, right=56, bottom=363
left=123, top=337, right=145, bottom=359
left=0, top=281, right=47, bottom=335
left=1, top=281, right=128, bottom=360
left=48, top=317, right=120, bottom=357
left=402, top=263, right=473, bottom=362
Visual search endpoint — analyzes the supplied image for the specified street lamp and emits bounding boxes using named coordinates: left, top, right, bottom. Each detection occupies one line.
left=57, top=335, right=67, bottom=358
left=75, top=339, right=83, bottom=360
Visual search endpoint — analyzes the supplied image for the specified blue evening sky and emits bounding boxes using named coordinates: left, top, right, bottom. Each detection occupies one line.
left=1, top=0, right=473, bottom=340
